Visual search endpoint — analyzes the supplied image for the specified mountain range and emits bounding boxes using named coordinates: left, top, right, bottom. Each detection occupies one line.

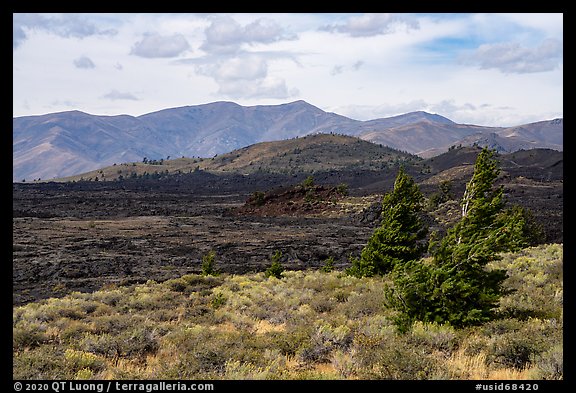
left=13, top=100, right=562, bottom=182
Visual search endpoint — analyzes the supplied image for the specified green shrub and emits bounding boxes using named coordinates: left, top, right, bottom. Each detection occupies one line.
left=166, top=278, right=188, bottom=293
left=211, top=292, right=227, bottom=309
left=266, top=328, right=311, bottom=357
left=120, top=325, right=161, bottom=358
left=60, top=320, right=93, bottom=342
left=321, top=256, right=335, bottom=273
left=341, top=289, right=385, bottom=319
left=530, top=344, right=563, bottom=380
left=484, top=319, right=559, bottom=371
left=13, top=323, right=49, bottom=350
left=409, top=321, right=457, bottom=354
left=489, top=333, right=542, bottom=370
left=375, top=345, right=440, bottom=379
left=351, top=331, right=440, bottom=379
left=64, top=349, right=106, bottom=372
left=252, top=191, right=266, bottom=207
left=298, top=323, right=352, bottom=363
left=265, top=251, right=285, bottom=279
left=309, top=296, right=334, bottom=313
left=201, top=251, right=220, bottom=276
left=164, top=273, right=223, bottom=294
left=78, top=333, right=121, bottom=358
left=336, top=183, right=349, bottom=196
left=302, top=175, right=315, bottom=189
left=13, top=347, right=69, bottom=379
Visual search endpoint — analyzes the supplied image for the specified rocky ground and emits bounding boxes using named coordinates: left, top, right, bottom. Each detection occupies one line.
left=12, top=182, right=377, bottom=306
left=13, top=155, right=562, bottom=306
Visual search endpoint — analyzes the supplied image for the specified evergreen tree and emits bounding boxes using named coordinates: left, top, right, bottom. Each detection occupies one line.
left=321, top=256, right=335, bottom=273
left=265, top=250, right=285, bottom=279
left=201, top=251, right=219, bottom=276
left=389, top=148, right=532, bottom=329
left=347, top=167, right=427, bottom=277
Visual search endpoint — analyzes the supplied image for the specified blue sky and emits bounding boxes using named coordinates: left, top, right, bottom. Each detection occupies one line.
left=13, top=13, right=563, bottom=126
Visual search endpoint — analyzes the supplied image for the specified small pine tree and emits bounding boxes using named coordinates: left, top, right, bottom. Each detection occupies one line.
left=347, top=167, right=427, bottom=277
left=336, top=183, right=349, bottom=196
left=493, top=204, right=544, bottom=249
left=321, top=256, right=335, bottom=273
left=265, top=250, right=285, bottom=279
left=389, top=148, right=532, bottom=329
left=201, top=251, right=219, bottom=276
left=302, top=175, right=315, bottom=189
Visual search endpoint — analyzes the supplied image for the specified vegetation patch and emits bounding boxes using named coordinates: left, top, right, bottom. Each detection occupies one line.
left=235, top=176, right=350, bottom=217
left=13, top=244, right=562, bottom=380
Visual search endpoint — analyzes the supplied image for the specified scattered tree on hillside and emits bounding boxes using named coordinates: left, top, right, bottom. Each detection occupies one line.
left=427, top=180, right=453, bottom=210
left=302, top=175, right=315, bottom=189
left=336, top=183, right=349, bottom=197
left=347, top=167, right=427, bottom=277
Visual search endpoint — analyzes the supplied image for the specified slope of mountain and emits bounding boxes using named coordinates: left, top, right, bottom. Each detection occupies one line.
left=420, top=145, right=563, bottom=181
left=13, top=111, right=170, bottom=182
left=405, top=118, right=563, bottom=158
left=359, top=120, right=500, bottom=156
left=13, top=101, right=362, bottom=181
left=13, top=100, right=563, bottom=182
left=137, top=100, right=359, bottom=158
left=351, top=111, right=455, bottom=135
left=54, top=133, right=421, bottom=182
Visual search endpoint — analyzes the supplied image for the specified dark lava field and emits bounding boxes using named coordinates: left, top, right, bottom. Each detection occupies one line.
left=13, top=149, right=563, bottom=306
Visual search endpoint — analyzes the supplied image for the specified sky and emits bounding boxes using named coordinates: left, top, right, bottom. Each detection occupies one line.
left=13, top=13, right=563, bottom=127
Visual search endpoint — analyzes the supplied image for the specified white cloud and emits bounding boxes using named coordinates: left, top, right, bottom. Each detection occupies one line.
left=13, top=25, right=26, bottom=49
left=330, top=65, right=344, bottom=76
left=329, top=61, right=365, bottom=76
left=195, top=55, right=266, bottom=81
left=13, top=13, right=117, bottom=50
left=101, top=90, right=139, bottom=101
left=333, top=100, right=429, bottom=120
left=194, top=54, right=297, bottom=100
left=244, top=18, right=289, bottom=44
left=201, top=15, right=296, bottom=54
left=352, top=60, right=364, bottom=70
left=130, top=32, right=190, bottom=58
left=320, top=13, right=419, bottom=37
left=217, top=77, right=296, bottom=100
left=331, top=98, right=543, bottom=127
left=462, top=38, right=563, bottom=74
left=12, top=13, right=562, bottom=127
left=73, top=56, right=95, bottom=69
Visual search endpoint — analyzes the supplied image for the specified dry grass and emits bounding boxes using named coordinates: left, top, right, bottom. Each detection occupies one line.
left=445, top=346, right=535, bottom=380
left=13, top=244, right=562, bottom=380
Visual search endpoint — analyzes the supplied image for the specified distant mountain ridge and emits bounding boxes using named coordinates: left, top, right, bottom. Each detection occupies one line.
left=13, top=100, right=562, bottom=181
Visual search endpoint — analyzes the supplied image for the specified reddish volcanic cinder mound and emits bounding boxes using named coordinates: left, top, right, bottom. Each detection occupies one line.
left=235, top=183, right=349, bottom=217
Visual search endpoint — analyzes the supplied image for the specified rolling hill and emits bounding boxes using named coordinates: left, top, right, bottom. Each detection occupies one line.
left=13, top=100, right=562, bottom=181
left=54, top=134, right=421, bottom=182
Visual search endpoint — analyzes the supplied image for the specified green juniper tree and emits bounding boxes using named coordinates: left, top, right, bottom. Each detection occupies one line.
left=347, top=167, right=427, bottom=277
left=201, top=251, right=220, bottom=276
left=321, top=256, right=335, bottom=273
left=265, top=250, right=285, bottom=279
left=388, top=148, right=533, bottom=330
